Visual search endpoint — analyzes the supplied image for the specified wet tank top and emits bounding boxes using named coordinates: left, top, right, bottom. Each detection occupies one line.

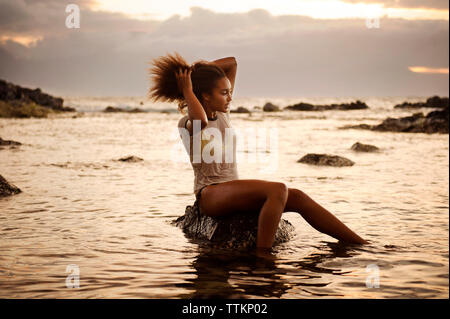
left=177, top=110, right=239, bottom=196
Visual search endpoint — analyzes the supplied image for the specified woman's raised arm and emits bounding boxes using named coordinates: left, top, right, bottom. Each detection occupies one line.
left=211, top=57, right=237, bottom=93
left=175, top=68, right=208, bottom=130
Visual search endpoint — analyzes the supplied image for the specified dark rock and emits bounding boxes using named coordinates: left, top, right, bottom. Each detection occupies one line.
left=230, top=106, right=251, bottom=114
left=0, top=174, right=21, bottom=197
left=372, top=112, right=424, bottom=132
left=0, top=79, right=72, bottom=112
left=394, top=102, right=426, bottom=109
left=117, top=155, right=144, bottom=162
left=351, top=142, right=379, bottom=152
left=173, top=203, right=295, bottom=249
left=71, top=112, right=85, bottom=118
left=426, top=106, right=449, bottom=120
left=284, top=102, right=315, bottom=111
left=60, top=106, right=76, bottom=112
left=104, top=106, right=121, bottom=112
left=341, top=107, right=449, bottom=134
left=104, top=106, right=145, bottom=113
left=342, top=123, right=372, bottom=130
left=373, top=107, right=448, bottom=134
left=285, top=100, right=368, bottom=111
left=394, top=96, right=449, bottom=109
left=426, top=96, right=449, bottom=108
left=263, top=102, right=281, bottom=112
left=128, top=108, right=145, bottom=113
left=0, top=137, right=21, bottom=147
left=298, top=154, right=355, bottom=167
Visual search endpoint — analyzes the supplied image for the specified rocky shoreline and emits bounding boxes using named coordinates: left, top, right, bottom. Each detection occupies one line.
left=393, top=96, right=448, bottom=109
left=0, top=79, right=76, bottom=118
left=285, top=100, right=368, bottom=111
left=231, top=100, right=369, bottom=113
left=340, top=105, right=449, bottom=134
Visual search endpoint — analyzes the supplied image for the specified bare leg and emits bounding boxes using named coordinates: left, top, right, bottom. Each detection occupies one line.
left=284, top=188, right=368, bottom=244
left=256, top=187, right=288, bottom=248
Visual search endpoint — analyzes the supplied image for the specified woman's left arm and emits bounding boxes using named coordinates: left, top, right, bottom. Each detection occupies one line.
left=211, top=57, right=237, bottom=92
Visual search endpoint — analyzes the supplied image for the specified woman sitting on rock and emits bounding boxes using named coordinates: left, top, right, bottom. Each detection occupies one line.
left=148, top=53, right=367, bottom=253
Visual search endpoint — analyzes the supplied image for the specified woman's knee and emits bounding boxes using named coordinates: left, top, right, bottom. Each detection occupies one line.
left=288, top=188, right=307, bottom=202
left=288, top=187, right=303, bottom=197
left=268, top=182, right=289, bottom=204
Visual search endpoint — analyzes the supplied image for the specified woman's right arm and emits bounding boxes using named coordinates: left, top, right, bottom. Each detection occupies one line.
left=175, top=68, right=208, bottom=133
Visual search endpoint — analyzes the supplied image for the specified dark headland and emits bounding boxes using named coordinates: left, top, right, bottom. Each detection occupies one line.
left=0, top=79, right=76, bottom=118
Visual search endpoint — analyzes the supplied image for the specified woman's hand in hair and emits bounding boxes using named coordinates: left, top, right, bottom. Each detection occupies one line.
left=175, top=68, right=193, bottom=97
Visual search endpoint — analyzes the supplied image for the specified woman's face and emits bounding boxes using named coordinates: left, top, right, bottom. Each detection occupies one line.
left=203, top=76, right=233, bottom=113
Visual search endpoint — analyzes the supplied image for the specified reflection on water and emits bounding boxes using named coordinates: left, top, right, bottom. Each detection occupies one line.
left=0, top=103, right=448, bottom=298
left=180, top=246, right=288, bottom=299
left=181, top=241, right=364, bottom=299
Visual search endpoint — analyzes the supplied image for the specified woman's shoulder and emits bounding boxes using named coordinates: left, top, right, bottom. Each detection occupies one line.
left=177, top=115, right=189, bottom=128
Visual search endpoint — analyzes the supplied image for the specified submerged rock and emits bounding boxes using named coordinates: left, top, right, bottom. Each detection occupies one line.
left=298, top=153, right=355, bottom=167
left=0, top=174, right=21, bottom=197
left=285, top=100, right=368, bottom=111
left=104, top=106, right=145, bottom=113
left=351, top=142, right=379, bottom=152
left=173, top=203, right=295, bottom=249
left=117, top=155, right=144, bottom=162
left=341, top=107, right=449, bottom=134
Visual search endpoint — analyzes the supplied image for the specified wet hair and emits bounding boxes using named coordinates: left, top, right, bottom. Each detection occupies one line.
left=148, top=52, right=226, bottom=114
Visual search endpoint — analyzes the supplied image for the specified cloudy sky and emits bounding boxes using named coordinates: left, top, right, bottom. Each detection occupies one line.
left=0, top=0, right=448, bottom=98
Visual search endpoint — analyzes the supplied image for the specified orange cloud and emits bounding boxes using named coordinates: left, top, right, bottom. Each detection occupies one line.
left=0, top=35, right=43, bottom=47
left=408, top=66, right=449, bottom=74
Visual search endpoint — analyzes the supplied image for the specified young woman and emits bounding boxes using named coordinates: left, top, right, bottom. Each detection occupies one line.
left=149, top=52, right=368, bottom=252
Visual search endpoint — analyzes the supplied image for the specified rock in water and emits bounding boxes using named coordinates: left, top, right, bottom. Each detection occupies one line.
left=298, top=153, right=355, bottom=167
left=351, top=142, right=379, bottom=152
left=173, top=203, right=295, bottom=248
left=103, top=106, right=145, bottom=113
left=0, top=174, right=21, bottom=197
left=340, top=106, right=449, bottom=134
left=394, top=96, right=449, bottom=109
left=117, top=155, right=144, bottom=162
left=0, top=137, right=21, bottom=148
left=284, top=100, right=368, bottom=111
left=230, top=106, right=251, bottom=114
left=263, top=102, right=280, bottom=112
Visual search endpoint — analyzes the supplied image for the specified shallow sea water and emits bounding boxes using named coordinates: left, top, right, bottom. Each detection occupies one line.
left=0, top=97, right=448, bottom=298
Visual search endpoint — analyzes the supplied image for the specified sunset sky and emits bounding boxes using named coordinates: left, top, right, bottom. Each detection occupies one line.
left=0, top=0, right=448, bottom=97
left=89, top=0, right=449, bottom=21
